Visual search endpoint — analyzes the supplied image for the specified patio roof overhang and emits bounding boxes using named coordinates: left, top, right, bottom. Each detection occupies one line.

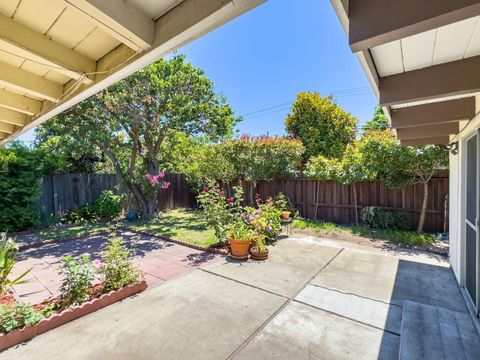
left=0, top=0, right=265, bottom=145
left=331, top=0, right=480, bottom=146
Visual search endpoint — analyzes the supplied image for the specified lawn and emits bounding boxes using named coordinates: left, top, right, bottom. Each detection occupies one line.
left=293, top=218, right=436, bottom=246
left=33, top=223, right=109, bottom=241
left=128, top=209, right=218, bottom=248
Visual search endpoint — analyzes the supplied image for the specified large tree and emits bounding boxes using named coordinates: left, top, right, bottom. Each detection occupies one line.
left=41, top=55, right=238, bottom=220
left=285, top=92, right=358, bottom=160
left=363, top=105, right=389, bottom=131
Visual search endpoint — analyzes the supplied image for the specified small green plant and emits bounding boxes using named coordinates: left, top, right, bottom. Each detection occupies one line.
left=273, top=192, right=296, bottom=214
left=0, top=233, right=31, bottom=295
left=58, top=255, right=96, bottom=306
left=93, top=190, right=123, bottom=219
left=101, top=237, right=141, bottom=292
left=62, top=205, right=98, bottom=225
left=0, top=302, right=43, bottom=333
left=226, top=220, right=252, bottom=241
left=361, top=207, right=409, bottom=230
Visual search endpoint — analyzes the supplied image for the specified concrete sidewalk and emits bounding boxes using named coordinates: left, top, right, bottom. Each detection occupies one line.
left=1, top=235, right=473, bottom=360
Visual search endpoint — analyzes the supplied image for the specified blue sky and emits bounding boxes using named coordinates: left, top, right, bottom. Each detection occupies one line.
left=18, top=0, right=377, bottom=144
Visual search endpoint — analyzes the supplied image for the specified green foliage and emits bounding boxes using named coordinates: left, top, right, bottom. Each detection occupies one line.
left=244, top=202, right=282, bottom=242
left=197, top=180, right=244, bottom=243
left=93, top=190, right=123, bottom=218
left=226, top=220, right=253, bottom=241
left=61, top=205, right=99, bottom=225
left=0, top=143, right=59, bottom=231
left=285, top=92, right=358, bottom=160
left=38, top=54, right=238, bottom=220
left=360, top=207, right=409, bottom=230
left=186, top=135, right=304, bottom=188
left=58, top=255, right=96, bottom=306
left=0, top=234, right=31, bottom=295
left=364, top=105, right=389, bottom=131
left=101, top=237, right=141, bottom=292
left=0, top=302, right=43, bottom=333
left=272, top=192, right=296, bottom=214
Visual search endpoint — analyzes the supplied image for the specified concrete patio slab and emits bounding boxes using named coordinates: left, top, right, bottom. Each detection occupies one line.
left=202, top=239, right=341, bottom=297
left=233, top=301, right=400, bottom=360
left=295, top=284, right=403, bottom=334
left=310, top=249, right=467, bottom=313
left=0, top=270, right=287, bottom=360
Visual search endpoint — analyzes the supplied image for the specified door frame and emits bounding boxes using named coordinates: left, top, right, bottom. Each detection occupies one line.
left=462, top=129, right=480, bottom=314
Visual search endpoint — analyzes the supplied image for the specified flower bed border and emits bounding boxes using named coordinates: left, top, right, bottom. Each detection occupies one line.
left=125, top=228, right=229, bottom=255
left=0, top=280, right=147, bottom=352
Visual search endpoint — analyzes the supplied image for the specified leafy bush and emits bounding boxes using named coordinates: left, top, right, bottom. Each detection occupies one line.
left=242, top=203, right=282, bottom=242
left=101, top=237, right=141, bottom=292
left=360, top=207, right=409, bottom=230
left=0, top=233, right=31, bottom=295
left=0, top=302, right=43, bottom=333
left=93, top=190, right=123, bottom=219
left=272, top=192, right=297, bottom=215
left=58, top=255, right=96, bottom=306
left=62, top=205, right=98, bottom=225
left=197, top=180, right=244, bottom=243
left=0, top=143, right=59, bottom=232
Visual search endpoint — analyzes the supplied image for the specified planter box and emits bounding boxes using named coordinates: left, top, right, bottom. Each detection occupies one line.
left=0, top=280, right=147, bottom=352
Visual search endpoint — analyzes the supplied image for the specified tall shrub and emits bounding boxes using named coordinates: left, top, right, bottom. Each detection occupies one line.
left=0, top=143, right=58, bottom=231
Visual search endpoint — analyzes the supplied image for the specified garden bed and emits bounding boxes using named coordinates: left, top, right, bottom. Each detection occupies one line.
left=0, top=280, right=147, bottom=352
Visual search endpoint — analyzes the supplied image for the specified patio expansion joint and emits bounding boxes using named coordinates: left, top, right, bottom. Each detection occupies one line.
left=224, top=247, right=345, bottom=360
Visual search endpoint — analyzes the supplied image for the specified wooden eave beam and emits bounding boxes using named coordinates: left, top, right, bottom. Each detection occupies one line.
left=0, top=89, right=42, bottom=115
left=0, top=62, right=63, bottom=102
left=349, top=0, right=480, bottom=52
left=0, top=121, right=14, bottom=134
left=396, top=122, right=459, bottom=140
left=391, top=97, right=476, bottom=129
left=0, top=107, right=28, bottom=126
left=400, top=136, right=451, bottom=147
left=0, top=13, right=95, bottom=85
left=64, top=0, right=155, bottom=51
left=380, top=56, right=480, bottom=107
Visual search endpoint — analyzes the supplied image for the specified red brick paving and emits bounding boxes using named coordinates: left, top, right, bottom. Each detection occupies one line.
left=11, top=231, right=221, bottom=305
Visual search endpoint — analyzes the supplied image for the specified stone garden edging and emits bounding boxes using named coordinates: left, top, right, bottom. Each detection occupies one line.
left=0, top=280, right=147, bottom=352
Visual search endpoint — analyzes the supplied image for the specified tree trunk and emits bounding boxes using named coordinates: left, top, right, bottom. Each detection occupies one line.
left=352, top=182, right=359, bottom=226
left=141, top=198, right=156, bottom=220
left=250, top=181, right=257, bottom=205
left=417, top=182, right=428, bottom=233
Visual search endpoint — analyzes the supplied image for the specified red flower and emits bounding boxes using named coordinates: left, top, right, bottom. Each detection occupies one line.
left=219, top=191, right=225, bottom=196
left=204, top=186, right=209, bottom=192
left=226, top=197, right=234, bottom=203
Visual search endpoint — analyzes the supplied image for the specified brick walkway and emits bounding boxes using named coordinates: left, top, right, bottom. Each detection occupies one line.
left=11, top=231, right=220, bottom=304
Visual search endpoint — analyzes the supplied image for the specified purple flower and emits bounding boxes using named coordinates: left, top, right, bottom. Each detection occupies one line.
left=247, top=214, right=254, bottom=222
left=93, top=259, right=104, bottom=269
left=255, top=209, right=261, bottom=214
left=161, top=181, right=170, bottom=189
left=266, top=226, right=272, bottom=232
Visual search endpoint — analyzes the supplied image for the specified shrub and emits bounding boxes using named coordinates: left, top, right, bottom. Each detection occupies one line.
left=101, top=237, right=141, bottom=292
left=62, top=205, right=98, bottom=225
left=0, top=302, right=43, bottom=333
left=0, top=233, right=31, bottom=295
left=360, top=207, right=409, bottom=230
left=242, top=204, right=282, bottom=242
left=58, top=255, right=96, bottom=306
left=93, top=190, right=123, bottom=219
left=197, top=180, right=244, bottom=243
left=0, top=144, right=59, bottom=232
left=272, top=192, right=297, bottom=216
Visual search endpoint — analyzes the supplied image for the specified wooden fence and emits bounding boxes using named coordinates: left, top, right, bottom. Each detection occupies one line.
left=254, top=175, right=449, bottom=233
left=38, top=173, right=195, bottom=216
left=39, top=173, right=449, bottom=233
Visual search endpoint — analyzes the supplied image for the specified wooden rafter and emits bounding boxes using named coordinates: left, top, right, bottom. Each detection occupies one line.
left=396, top=122, right=459, bottom=140
left=0, top=107, right=28, bottom=127
left=0, top=89, right=42, bottom=115
left=400, top=136, right=451, bottom=147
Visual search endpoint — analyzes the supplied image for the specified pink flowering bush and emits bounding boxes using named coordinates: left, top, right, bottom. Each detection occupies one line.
left=197, top=179, right=244, bottom=243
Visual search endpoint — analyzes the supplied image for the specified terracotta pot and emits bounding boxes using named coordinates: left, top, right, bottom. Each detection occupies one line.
left=230, top=238, right=250, bottom=258
left=250, top=247, right=269, bottom=260
left=281, top=211, right=291, bottom=220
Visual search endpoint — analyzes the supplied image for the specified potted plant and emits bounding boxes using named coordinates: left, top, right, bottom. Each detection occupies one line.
left=227, top=221, right=252, bottom=260
left=274, top=193, right=294, bottom=220
left=250, top=235, right=268, bottom=260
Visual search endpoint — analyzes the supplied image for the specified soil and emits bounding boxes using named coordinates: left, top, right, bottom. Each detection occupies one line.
left=293, top=228, right=448, bottom=257
left=0, top=293, right=15, bottom=307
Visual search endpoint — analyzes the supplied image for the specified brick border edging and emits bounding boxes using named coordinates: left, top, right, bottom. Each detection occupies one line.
left=0, top=280, right=147, bottom=352
left=123, top=228, right=229, bottom=256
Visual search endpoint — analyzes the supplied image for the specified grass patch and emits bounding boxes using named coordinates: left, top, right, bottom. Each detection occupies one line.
left=33, top=223, right=108, bottom=241
left=128, top=209, right=218, bottom=248
left=293, top=218, right=435, bottom=246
